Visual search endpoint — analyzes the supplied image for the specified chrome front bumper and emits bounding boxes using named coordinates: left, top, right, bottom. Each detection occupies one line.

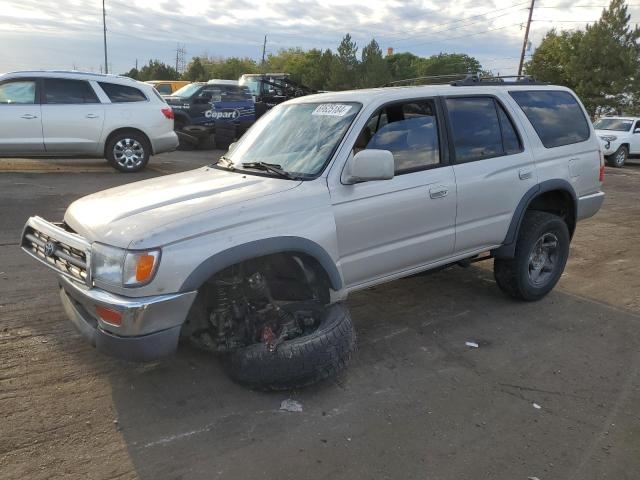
left=59, top=275, right=197, bottom=361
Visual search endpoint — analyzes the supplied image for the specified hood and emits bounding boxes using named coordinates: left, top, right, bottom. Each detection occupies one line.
left=64, top=167, right=301, bottom=248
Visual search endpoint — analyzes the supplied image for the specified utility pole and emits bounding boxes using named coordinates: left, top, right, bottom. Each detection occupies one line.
left=261, top=35, right=267, bottom=68
left=102, top=0, right=108, bottom=74
left=174, top=44, right=186, bottom=74
left=517, top=0, right=535, bottom=76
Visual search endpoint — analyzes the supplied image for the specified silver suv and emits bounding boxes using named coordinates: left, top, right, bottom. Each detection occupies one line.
left=0, top=71, right=178, bottom=172
left=21, top=79, right=605, bottom=390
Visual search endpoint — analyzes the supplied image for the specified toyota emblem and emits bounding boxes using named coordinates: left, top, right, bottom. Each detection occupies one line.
left=44, top=241, right=56, bottom=257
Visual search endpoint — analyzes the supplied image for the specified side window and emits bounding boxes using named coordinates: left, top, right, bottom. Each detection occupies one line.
left=355, top=100, right=440, bottom=173
left=155, top=84, right=172, bottom=95
left=44, top=79, right=99, bottom=104
left=445, top=97, right=503, bottom=163
left=509, top=90, right=590, bottom=148
left=98, top=82, right=147, bottom=103
left=0, top=80, right=36, bottom=104
left=497, top=103, right=522, bottom=155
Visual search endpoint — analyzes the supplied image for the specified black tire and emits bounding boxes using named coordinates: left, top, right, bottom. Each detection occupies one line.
left=196, top=133, right=216, bottom=150
left=223, top=303, right=356, bottom=391
left=494, top=211, right=570, bottom=301
left=607, top=145, right=627, bottom=167
left=106, top=131, right=150, bottom=173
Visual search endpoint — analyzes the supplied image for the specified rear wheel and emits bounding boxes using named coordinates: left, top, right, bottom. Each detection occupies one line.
left=494, top=211, right=570, bottom=301
left=607, top=145, right=627, bottom=167
left=106, top=132, right=150, bottom=173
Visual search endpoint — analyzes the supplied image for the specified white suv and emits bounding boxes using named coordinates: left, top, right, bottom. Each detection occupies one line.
left=0, top=71, right=178, bottom=172
left=594, top=116, right=640, bottom=167
left=22, top=78, right=605, bottom=390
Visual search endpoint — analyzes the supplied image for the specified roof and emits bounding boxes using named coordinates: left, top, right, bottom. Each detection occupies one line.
left=287, top=83, right=571, bottom=107
left=0, top=70, right=140, bottom=85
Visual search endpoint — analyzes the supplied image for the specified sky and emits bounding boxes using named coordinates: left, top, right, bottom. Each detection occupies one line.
left=0, top=0, right=637, bottom=76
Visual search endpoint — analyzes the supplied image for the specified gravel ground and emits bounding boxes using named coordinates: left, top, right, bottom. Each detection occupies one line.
left=1, top=153, right=639, bottom=480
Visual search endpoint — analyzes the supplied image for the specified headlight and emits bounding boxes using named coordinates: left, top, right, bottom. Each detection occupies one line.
left=600, top=135, right=617, bottom=142
left=91, top=243, right=160, bottom=287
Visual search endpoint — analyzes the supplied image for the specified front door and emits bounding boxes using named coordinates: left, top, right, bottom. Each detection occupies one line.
left=0, top=78, right=44, bottom=154
left=329, top=99, right=457, bottom=288
left=41, top=78, right=105, bottom=155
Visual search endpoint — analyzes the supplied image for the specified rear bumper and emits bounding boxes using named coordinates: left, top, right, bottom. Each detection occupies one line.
left=59, top=275, right=196, bottom=361
left=151, top=131, right=179, bottom=155
left=577, top=191, right=605, bottom=221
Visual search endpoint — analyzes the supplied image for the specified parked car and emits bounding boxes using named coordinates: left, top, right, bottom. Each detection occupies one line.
left=164, top=79, right=255, bottom=149
left=0, top=71, right=178, bottom=172
left=593, top=116, right=640, bottom=167
left=146, top=80, right=191, bottom=96
left=21, top=77, right=604, bottom=390
left=238, top=73, right=316, bottom=118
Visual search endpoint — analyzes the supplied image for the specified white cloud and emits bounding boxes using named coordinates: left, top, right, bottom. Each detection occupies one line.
left=0, top=0, right=635, bottom=75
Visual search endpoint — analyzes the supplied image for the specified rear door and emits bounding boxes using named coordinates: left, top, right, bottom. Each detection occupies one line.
left=41, top=78, right=105, bottom=155
left=444, top=95, right=537, bottom=254
left=0, top=78, right=44, bottom=154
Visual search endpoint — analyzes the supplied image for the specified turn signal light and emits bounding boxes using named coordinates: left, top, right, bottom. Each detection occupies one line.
left=135, top=253, right=156, bottom=282
left=161, top=107, right=174, bottom=120
left=95, top=306, right=122, bottom=326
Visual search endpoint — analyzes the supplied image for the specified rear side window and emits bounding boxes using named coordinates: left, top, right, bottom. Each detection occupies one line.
left=204, top=85, right=252, bottom=102
left=509, top=90, right=590, bottom=148
left=44, top=79, right=99, bottom=104
left=446, top=97, right=502, bottom=162
left=98, top=82, right=147, bottom=103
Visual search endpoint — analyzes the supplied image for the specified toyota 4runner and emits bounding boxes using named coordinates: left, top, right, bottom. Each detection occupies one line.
left=21, top=78, right=605, bottom=390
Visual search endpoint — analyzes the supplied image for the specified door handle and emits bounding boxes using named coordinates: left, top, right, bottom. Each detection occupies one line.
left=21, top=114, right=38, bottom=120
left=429, top=186, right=448, bottom=199
left=518, top=168, right=533, bottom=180
left=86, top=114, right=99, bottom=119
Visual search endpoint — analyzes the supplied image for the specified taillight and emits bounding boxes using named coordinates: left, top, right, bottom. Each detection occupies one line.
left=161, top=107, right=174, bottom=120
left=599, top=149, right=605, bottom=182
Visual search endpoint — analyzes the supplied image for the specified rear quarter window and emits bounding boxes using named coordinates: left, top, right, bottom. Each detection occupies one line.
left=509, top=90, right=590, bottom=148
left=98, top=82, right=147, bottom=103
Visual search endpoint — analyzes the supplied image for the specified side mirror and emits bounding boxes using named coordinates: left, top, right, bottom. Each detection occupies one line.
left=227, top=142, right=238, bottom=153
left=634, top=128, right=640, bottom=133
left=342, top=149, right=394, bottom=184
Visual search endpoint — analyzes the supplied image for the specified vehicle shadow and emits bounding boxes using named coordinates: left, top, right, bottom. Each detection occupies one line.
left=103, top=265, right=640, bottom=480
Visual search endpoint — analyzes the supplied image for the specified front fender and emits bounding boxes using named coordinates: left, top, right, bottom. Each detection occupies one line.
left=179, top=236, right=343, bottom=292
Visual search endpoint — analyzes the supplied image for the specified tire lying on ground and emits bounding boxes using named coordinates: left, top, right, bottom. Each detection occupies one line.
left=214, top=124, right=236, bottom=150
left=223, top=303, right=357, bottom=391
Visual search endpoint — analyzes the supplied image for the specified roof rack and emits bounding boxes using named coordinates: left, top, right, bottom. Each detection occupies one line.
left=384, top=72, right=549, bottom=87
left=450, top=73, right=548, bottom=86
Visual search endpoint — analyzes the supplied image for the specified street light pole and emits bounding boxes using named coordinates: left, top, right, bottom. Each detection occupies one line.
left=103, top=0, right=109, bottom=74
left=517, top=0, right=535, bottom=77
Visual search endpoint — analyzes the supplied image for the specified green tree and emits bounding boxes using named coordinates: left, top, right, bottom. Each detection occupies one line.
left=385, top=52, right=421, bottom=82
left=329, top=34, right=359, bottom=90
left=122, top=67, right=139, bottom=80
left=208, top=57, right=258, bottom=79
left=360, top=39, right=390, bottom=88
left=183, top=57, right=207, bottom=81
left=524, top=29, right=579, bottom=87
left=419, top=53, right=483, bottom=77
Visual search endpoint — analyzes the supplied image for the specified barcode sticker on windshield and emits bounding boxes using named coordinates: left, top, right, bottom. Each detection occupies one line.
left=312, top=104, right=352, bottom=117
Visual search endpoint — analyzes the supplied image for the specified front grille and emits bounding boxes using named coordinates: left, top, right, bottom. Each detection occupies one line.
left=22, top=225, right=89, bottom=284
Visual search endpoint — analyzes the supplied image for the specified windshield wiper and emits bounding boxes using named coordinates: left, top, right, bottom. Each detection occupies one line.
left=241, top=162, right=297, bottom=180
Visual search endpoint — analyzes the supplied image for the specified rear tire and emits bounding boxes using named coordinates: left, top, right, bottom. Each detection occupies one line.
left=607, top=145, right=627, bottom=167
left=223, top=303, right=356, bottom=391
left=106, top=132, right=150, bottom=173
left=494, top=211, right=570, bottom=301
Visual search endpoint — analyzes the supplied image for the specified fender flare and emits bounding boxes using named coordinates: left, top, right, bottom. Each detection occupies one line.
left=493, top=179, right=578, bottom=258
left=180, top=236, right=343, bottom=292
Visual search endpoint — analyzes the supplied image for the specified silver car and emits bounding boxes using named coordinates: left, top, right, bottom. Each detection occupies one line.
left=21, top=78, right=605, bottom=390
left=0, top=70, right=178, bottom=172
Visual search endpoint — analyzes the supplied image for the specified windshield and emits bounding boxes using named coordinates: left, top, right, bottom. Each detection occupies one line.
left=593, top=118, right=633, bottom=132
left=172, top=83, right=203, bottom=98
left=228, top=102, right=361, bottom=177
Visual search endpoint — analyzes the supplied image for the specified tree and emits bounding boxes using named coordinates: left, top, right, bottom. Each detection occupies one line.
left=360, top=39, right=390, bottom=88
left=526, top=0, right=640, bottom=115
left=385, top=52, right=421, bottom=82
left=122, top=67, right=139, bottom=80
left=419, top=53, right=483, bottom=77
left=329, top=34, right=359, bottom=90
left=183, top=57, right=207, bottom=82
left=121, top=60, right=178, bottom=81
left=207, top=57, right=258, bottom=79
